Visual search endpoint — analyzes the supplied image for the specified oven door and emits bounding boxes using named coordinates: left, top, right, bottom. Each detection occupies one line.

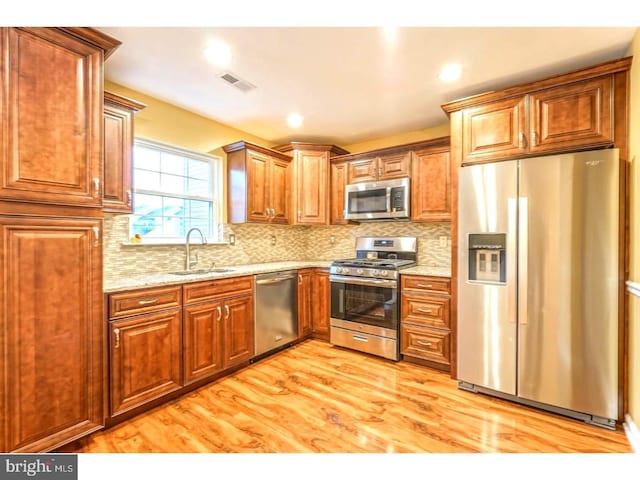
left=330, top=275, right=398, bottom=330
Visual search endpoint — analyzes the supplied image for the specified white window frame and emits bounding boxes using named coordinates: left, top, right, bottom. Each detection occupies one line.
left=130, top=138, right=223, bottom=244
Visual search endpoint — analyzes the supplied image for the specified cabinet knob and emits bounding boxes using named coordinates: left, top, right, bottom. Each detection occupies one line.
left=531, top=131, right=538, bottom=147
left=518, top=132, right=526, bottom=149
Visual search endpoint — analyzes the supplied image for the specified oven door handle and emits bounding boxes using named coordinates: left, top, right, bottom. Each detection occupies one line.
left=329, top=275, right=397, bottom=289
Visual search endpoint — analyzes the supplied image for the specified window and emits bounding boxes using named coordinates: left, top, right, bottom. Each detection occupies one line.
left=130, top=139, right=222, bottom=242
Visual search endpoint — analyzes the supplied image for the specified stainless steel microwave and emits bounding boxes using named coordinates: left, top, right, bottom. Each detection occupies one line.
left=344, top=177, right=410, bottom=221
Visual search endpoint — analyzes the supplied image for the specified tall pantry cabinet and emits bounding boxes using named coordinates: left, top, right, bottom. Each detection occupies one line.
left=0, top=27, right=120, bottom=452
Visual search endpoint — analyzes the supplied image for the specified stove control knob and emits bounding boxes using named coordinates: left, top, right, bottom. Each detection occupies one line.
left=337, top=267, right=345, bottom=274
left=380, top=270, right=388, bottom=277
left=356, top=268, right=364, bottom=275
left=371, top=269, right=379, bottom=276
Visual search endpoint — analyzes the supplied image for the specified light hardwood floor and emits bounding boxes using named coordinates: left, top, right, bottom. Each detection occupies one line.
left=66, top=339, right=631, bottom=453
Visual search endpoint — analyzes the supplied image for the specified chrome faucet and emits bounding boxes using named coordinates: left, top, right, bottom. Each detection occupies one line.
left=185, top=227, right=207, bottom=271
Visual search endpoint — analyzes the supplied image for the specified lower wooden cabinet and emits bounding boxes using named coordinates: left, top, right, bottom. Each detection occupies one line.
left=297, top=269, right=313, bottom=338
left=0, top=215, right=103, bottom=453
left=400, top=275, right=452, bottom=372
left=109, top=308, right=183, bottom=417
left=312, top=269, right=331, bottom=339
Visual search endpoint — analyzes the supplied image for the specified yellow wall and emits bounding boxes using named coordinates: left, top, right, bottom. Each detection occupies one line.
left=343, top=123, right=450, bottom=153
left=627, top=29, right=640, bottom=427
left=104, top=81, right=272, bottom=158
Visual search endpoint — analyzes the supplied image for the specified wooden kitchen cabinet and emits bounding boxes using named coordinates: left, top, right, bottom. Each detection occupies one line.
left=0, top=215, right=104, bottom=452
left=411, top=147, right=451, bottom=222
left=273, top=143, right=349, bottom=225
left=445, top=68, right=622, bottom=165
left=400, top=275, right=452, bottom=372
left=0, top=27, right=120, bottom=453
left=347, top=151, right=411, bottom=184
left=311, top=269, right=331, bottom=340
left=224, top=141, right=292, bottom=224
left=183, top=277, right=254, bottom=384
left=0, top=28, right=118, bottom=207
left=103, top=91, right=146, bottom=213
left=330, top=161, right=350, bottom=224
left=109, top=308, right=183, bottom=417
left=297, top=269, right=313, bottom=338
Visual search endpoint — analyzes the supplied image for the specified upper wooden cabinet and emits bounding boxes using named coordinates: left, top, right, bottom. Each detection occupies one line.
left=411, top=147, right=451, bottom=222
left=330, top=161, right=350, bottom=225
left=273, top=143, right=349, bottom=225
left=224, top=141, right=292, bottom=224
left=347, top=151, right=411, bottom=184
left=442, top=57, right=631, bottom=165
left=103, top=92, right=145, bottom=213
left=0, top=28, right=120, bottom=207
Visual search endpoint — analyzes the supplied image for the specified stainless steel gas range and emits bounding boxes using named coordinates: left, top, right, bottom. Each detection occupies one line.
left=329, top=236, right=417, bottom=361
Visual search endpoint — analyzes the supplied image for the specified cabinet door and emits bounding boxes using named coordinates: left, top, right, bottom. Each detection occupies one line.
left=110, top=309, right=182, bottom=417
left=0, top=216, right=103, bottom=452
left=411, top=149, right=451, bottom=221
left=246, top=150, right=270, bottom=223
left=295, top=150, right=329, bottom=225
left=311, top=269, right=331, bottom=339
left=269, top=157, right=291, bottom=225
left=223, top=294, right=255, bottom=368
left=184, top=302, right=224, bottom=384
left=103, top=100, right=134, bottom=213
left=297, top=269, right=313, bottom=338
left=461, top=96, right=527, bottom=164
left=0, top=28, right=102, bottom=206
left=330, top=161, right=349, bottom=224
left=347, top=157, right=377, bottom=184
left=378, top=151, right=411, bottom=180
left=529, top=76, right=613, bottom=154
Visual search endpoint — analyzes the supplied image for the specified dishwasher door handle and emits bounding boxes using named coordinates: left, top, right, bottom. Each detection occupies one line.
left=256, top=275, right=296, bottom=285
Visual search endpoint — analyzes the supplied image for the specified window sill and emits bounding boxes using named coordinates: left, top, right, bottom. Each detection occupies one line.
left=121, top=240, right=230, bottom=247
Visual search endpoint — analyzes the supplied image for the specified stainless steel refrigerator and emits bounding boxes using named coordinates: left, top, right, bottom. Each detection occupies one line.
left=457, top=148, right=620, bottom=429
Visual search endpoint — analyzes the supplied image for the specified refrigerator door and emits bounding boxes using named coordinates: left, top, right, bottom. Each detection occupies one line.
left=458, top=161, right=518, bottom=394
left=518, top=149, right=619, bottom=420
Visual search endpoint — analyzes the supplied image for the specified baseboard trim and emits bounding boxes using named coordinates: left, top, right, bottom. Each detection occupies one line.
left=624, top=414, right=640, bottom=452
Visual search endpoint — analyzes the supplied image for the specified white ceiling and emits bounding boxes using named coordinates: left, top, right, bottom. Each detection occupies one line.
left=99, top=27, right=636, bottom=146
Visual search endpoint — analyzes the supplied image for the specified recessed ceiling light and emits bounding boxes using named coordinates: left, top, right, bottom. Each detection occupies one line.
left=204, top=40, right=232, bottom=68
left=439, top=63, right=462, bottom=83
left=287, top=113, right=303, bottom=128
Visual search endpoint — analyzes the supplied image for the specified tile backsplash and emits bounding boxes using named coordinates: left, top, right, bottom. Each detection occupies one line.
left=103, top=215, right=451, bottom=283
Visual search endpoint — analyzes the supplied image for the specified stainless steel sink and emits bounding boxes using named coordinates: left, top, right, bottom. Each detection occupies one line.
left=168, top=268, right=234, bottom=275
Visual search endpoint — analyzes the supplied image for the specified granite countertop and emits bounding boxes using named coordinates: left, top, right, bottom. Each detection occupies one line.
left=104, top=261, right=332, bottom=293
left=401, top=265, right=451, bottom=277
left=105, top=260, right=452, bottom=293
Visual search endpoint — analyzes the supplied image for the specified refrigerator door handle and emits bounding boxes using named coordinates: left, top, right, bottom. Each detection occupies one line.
left=507, top=198, right=518, bottom=323
left=518, top=197, right=528, bottom=325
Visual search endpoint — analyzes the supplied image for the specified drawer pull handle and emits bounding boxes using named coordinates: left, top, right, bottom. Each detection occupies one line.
left=114, top=328, right=120, bottom=348
left=417, top=308, right=433, bottom=314
left=138, top=298, right=158, bottom=305
left=417, top=340, right=432, bottom=347
left=93, top=177, right=100, bottom=196
left=127, top=190, right=132, bottom=206
left=216, top=306, right=222, bottom=321
left=353, top=335, right=369, bottom=343
left=224, top=305, right=230, bottom=320
left=417, top=283, right=434, bottom=288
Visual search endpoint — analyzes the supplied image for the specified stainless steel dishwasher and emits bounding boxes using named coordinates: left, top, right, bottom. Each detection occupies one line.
left=254, top=270, right=298, bottom=358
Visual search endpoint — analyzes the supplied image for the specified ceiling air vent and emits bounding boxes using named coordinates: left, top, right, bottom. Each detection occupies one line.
left=218, top=72, right=256, bottom=93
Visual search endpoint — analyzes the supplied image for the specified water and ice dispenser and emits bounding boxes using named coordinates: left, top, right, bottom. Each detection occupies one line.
left=467, top=233, right=506, bottom=284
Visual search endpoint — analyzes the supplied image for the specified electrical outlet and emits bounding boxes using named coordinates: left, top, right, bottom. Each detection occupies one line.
left=330, top=235, right=336, bottom=245
left=270, top=234, right=276, bottom=246
left=439, top=236, right=448, bottom=247
left=229, top=234, right=236, bottom=246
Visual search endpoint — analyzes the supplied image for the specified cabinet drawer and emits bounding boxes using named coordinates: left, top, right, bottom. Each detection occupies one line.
left=109, top=286, right=182, bottom=319
left=401, top=275, right=450, bottom=294
left=401, top=325, right=450, bottom=365
left=183, top=275, right=254, bottom=305
left=401, top=294, right=449, bottom=329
